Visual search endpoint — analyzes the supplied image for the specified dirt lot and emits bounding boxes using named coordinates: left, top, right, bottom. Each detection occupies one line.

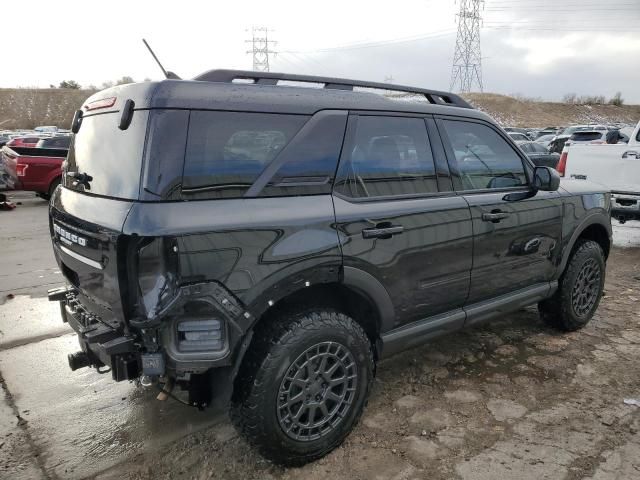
left=1, top=192, right=639, bottom=480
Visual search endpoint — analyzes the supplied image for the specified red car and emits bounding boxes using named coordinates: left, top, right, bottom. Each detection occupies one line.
left=1, top=145, right=67, bottom=199
left=6, top=136, right=43, bottom=148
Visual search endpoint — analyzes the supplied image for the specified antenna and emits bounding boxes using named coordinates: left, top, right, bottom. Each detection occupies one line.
left=142, top=39, right=181, bottom=80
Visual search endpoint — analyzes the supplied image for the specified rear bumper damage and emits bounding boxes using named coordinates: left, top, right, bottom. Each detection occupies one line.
left=48, top=280, right=255, bottom=389
left=48, top=285, right=139, bottom=381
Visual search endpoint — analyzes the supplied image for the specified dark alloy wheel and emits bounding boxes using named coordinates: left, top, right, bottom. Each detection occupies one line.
left=539, top=239, right=606, bottom=331
left=570, top=258, right=601, bottom=317
left=277, top=341, right=357, bottom=442
left=231, top=310, right=374, bottom=466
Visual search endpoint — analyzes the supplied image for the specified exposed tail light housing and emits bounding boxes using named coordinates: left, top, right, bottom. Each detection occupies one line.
left=177, top=319, right=224, bottom=352
left=557, top=150, right=568, bottom=177
left=16, top=164, right=28, bottom=177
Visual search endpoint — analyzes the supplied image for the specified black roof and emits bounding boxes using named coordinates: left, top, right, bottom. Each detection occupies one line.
left=81, top=70, right=493, bottom=123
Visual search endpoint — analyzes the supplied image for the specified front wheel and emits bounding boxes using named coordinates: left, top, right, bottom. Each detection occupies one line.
left=539, top=239, right=606, bottom=331
left=231, top=310, right=374, bottom=466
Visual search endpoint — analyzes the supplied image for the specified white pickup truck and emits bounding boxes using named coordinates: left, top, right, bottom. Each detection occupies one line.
left=558, top=120, right=640, bottom=223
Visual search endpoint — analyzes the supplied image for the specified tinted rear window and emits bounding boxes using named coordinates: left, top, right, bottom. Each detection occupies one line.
left=182, top=111, right=308, bottom=199
left=570, top=132, right=602, bottom=141
left=65, top=111, right=149, bottom=199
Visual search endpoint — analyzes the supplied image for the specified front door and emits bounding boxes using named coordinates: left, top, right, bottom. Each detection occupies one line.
left=333, top=114, right=473, bottom=329
left=437, top=118, right=563, bottom=306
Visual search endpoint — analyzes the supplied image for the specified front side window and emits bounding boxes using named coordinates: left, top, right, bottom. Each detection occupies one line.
left=442, top=120, right=527, bottom=191
left=336, top=116, right=438, bottom=198
left=182, top=111, right=308, bottom=199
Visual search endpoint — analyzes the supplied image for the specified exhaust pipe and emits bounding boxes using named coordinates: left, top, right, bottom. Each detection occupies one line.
left=617, top=215, right=627, bottom=224
left=68, top=351, right=91, bottom=371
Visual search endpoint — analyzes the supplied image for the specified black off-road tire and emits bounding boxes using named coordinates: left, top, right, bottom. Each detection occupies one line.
left=230, top=310, right=374, bottom=466
left=539, top=239, right=605, bottom=331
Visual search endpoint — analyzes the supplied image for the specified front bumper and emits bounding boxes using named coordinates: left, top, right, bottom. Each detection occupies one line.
left=48, top=286, right=140, bottom=381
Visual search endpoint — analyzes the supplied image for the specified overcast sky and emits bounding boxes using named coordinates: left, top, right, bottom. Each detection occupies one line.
left=4, top=0, right=640, bottom=102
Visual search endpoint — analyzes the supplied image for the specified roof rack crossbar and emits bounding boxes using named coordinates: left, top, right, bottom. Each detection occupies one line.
left=192, top=69, right=472, bottom=108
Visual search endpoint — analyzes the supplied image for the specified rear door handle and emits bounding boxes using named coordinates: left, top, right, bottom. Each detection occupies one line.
left=481, top=211, right=511, bottom=223
left=622, top=150, right=639, bottom=159
left=362, top=225, right=404, bottom=239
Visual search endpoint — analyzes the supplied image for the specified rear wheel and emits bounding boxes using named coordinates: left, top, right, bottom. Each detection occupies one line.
left=539, top=239, right=605, bottom=331
left=231, top=310, right=374, bottom=466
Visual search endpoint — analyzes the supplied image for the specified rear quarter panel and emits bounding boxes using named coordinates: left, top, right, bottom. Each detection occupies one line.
left=123, top=195, right=342, bottom=318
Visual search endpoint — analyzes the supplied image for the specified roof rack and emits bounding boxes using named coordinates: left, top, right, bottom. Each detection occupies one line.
left=192, top=69, right=472, bottom=109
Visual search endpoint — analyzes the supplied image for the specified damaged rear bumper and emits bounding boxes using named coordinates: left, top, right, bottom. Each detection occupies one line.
left=48, top=285, right=140, bottom=381
left=48, top=281, right=255, bottom=384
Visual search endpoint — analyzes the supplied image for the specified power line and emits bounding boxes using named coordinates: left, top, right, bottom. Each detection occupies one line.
left=246, top=26, right=276, bottom=72
left=280, top=29, right=455, bottom=54
left=451, top=0, right=484, bottom=93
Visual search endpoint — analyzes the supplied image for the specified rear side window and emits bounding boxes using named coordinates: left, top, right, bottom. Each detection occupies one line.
left=442, top=120, right=527, bottom=191
left=336, top=116, right=438, bottom=199
left=182, top=111, right=308, bottom=199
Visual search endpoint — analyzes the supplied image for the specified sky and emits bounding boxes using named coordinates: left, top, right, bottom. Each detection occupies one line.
left=4, top=0, right=640, bottom=102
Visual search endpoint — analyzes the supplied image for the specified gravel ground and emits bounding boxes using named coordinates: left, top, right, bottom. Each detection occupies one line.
left=1, top=192, right=639, bottom=480
left=98, top=242, right=640, bottom=480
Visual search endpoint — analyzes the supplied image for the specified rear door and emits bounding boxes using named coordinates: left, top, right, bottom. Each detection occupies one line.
left=437, top=117, right=563, bottom=314
left=333, top=114, right=473, bottom=330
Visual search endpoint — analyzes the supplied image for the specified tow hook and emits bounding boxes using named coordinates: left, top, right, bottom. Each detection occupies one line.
left=68, top=351, right=91, bottom=371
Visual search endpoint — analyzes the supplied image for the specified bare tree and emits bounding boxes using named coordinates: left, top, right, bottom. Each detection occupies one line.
left=115, top=76, right=135, bottom=85
left=58, top=80, right=81, bottom=89
left=609, top=92, right=624, bottom=106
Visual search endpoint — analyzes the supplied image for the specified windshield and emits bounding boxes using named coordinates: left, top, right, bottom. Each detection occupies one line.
left=65, top=111, right=149, bottom=199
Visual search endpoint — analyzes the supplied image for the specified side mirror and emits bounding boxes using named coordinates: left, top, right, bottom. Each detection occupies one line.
left=532, top=166, right=560, bottom=192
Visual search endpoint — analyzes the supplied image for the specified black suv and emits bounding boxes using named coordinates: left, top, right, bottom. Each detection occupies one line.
left=48, top=70, right=612, bottom=465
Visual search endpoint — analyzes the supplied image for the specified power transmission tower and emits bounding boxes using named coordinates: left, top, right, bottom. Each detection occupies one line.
left=246, top=26, right=276, bottom=72
left=450, top=0, right=484, bottom=93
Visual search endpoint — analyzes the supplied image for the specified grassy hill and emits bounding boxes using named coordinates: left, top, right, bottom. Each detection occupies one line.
left=0, top=88, right=95, bottom=130
left=463, top=93, right=640, bottom=128
left=0, top=88, right=638, bottom=130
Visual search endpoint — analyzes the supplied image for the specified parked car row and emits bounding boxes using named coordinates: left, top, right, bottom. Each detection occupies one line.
left=501, top=123, right=634, bottom=170
left=558, top=119, right=640, bottom=224
left=0, top=126, right=69, bottom=198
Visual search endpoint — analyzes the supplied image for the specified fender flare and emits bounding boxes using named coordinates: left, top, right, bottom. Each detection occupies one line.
left=557, top=213, right=612, bottom=276
left=342, top=266, right=396, bottom=334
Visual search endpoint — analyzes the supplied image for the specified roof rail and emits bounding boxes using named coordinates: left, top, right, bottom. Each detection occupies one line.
left=192, top=69, right=472, bottom=109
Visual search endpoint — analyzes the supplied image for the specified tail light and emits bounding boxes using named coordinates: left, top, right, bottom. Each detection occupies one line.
left=557, top=150, right=568, bottom=177
left=16, top=164, right=28, bottom=176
